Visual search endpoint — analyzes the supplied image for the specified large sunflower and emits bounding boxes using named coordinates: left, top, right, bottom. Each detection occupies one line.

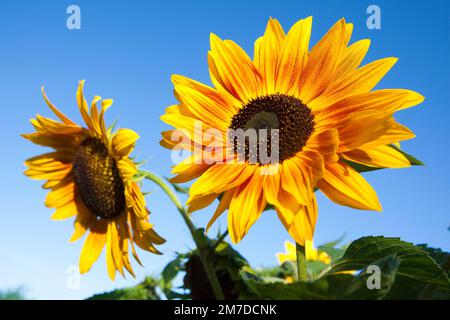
left=160, top=18, right=424, bottom=245
left=23, top=81, right=165, bottom=279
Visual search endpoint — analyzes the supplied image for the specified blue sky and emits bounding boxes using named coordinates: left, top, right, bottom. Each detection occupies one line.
left=0, top=0, right=448, bottom=299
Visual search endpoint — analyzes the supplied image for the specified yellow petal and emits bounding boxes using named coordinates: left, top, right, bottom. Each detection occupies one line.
left=342, top=144, right=411, bottom=168
left=276, top=196, right=318, bottom=246
left=310, top=57, right=398, bottom=110
left=117, top=158, right=138, bottom=182
left=254, top=18, right=285, bottom=94
left=364, top=121, right=415, bottom=147
left=51, top=200, right=77, bottom=220
left=41, top=87, right=77, bottom=125
left=209, top=34, right=262, bottom=102
left=262, top=164, right=281, bottom=206
left=112, top=128, right=139, bottom=158
left=79, top=221, right=107, bottom=274
left=45, top=181, right=75, bottom=208
left=338, top=110, right=394, bottom=152
left=76, top=80, right=96, bottom=133
left=275, top=17, right=312, bottom=94
left=318, top=161, right=382, bottom=211
left=334, top=39, right=371, bottom=79
left=206, top=188, right=236, bottom=233
left=170, top=155, right=211, bottom=183
left=227, top=171, right=265, bottom=243
left=69, top=201, right=96, bottom=242
left=189, top=163, right=256, bottom=197
left=281, top=158, right=313, bottom=205
left=187, top=193, right=218, bottom=213
left=299, top=18, right=347, bottom=103
left=306, top=129, right=339, bottom=163
left=106, top=222, right=117, bottom=280
left=316, top=89, right=425, bottom=127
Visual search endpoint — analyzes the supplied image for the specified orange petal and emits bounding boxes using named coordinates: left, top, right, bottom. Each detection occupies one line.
left=317, top=161, right=382, bottom=211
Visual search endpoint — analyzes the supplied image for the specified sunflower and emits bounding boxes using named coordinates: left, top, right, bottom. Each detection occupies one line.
left=277, top=240, right=331, bottom=265
left=23, top=81, right=165, bottom=279
left=160, top=17, right=424, bottom=245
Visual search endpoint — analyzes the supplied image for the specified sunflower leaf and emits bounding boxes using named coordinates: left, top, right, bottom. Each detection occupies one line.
left=161, top=255, right=185, bottom=287
left=318, top=246, right=345, bottom=263
left=240, top=255, right=400, bottom=300
left=341, top=159, right=383, bottom=173
left=327, top=236, right=449, bottom=287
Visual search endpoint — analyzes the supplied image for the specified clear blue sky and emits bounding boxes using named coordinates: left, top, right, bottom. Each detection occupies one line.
left=0, top=0, right=448, bottom=299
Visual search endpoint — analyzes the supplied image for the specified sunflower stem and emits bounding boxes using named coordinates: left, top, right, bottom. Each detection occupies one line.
left=141, top=171, right=225, bottom=300
left=296, top=243, right=308, bottom=282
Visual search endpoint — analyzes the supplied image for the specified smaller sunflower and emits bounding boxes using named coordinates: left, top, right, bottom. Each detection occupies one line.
left=23, top=81, right=165, bottom=279
left=276, top=240, right=355, bottom=278
left=276, top=240, right=331, bottom=265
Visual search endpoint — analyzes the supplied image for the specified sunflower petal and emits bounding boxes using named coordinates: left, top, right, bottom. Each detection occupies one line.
left=189, top=163, right=256, bottom=197
left=206, top=188, right=235, bottom=233
left=41, top=87, right=77, bottom=125
left=79, top=221, right=107, bottom=274
left=276, top=195, right=318, bottom=246
left=310, top=57, right=398, bottom=110
left=299, top=18, right=347, bottom=103
left=209, top=34, right=262, bottom=102
left=318, top=161, right=382, bottom=211
left=228, top=171, right=265, bottom=243
left=342, top=144, right=411, bottom=168
left=275, top=16, right=312, bottom=94
left=51, top=200, right=77, bottom=220
left=255, top=18, right=285, bottom=94
left=338, top=110, right=394, bottom=152
left=112, top=128, right=139, bottom=158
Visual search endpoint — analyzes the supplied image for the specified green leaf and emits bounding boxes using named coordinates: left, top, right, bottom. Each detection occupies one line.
left=241, top=255, right=400, bottom=300
left=328, top=236, right=449, bottom=287
left=161, top=256, right=184, bottom=287
left=341, top=159, right=382, bottom=173
left=307, top=261, right=329, bottom=280
left=87, top=276, right=161, bottom=300
left=193, top=228, right=211, bottom=249
left=0, top=287, right=26, bottom=300
left=320, top=234, right=347, bottom=248
left=318, top=246, right=345, bottom=263
left=385, top=245, right=450, bottom=299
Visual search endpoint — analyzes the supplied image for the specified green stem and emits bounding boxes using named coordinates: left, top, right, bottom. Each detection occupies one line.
left=141, top=171, right=225, bottom=300
left=296, top=243, right=308, bottom=281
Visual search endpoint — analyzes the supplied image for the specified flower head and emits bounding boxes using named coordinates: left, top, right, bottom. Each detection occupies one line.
left=276, top=240, right=331, bottom=265
left=23, top=81, right=165, bottom=279
left=161, top=17, right=424, bottom=244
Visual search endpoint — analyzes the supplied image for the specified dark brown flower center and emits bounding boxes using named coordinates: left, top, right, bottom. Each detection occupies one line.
left=229, top=94, right=315, bottom=164
left=72, top=137, right=125, bottom=219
